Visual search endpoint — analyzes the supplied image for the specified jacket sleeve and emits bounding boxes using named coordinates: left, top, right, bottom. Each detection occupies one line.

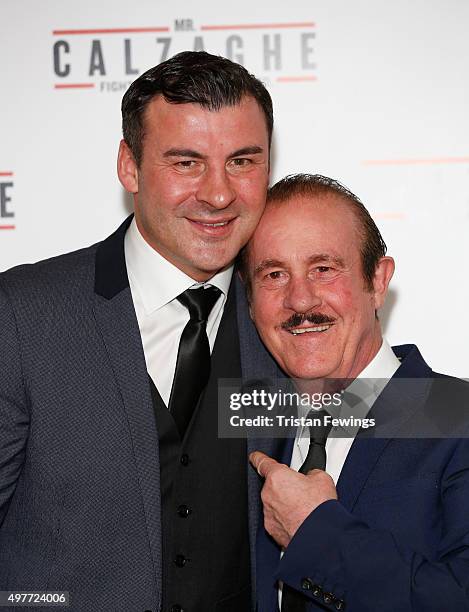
left=278, top=442, right=469, bottom=611
left=0, top=281, right=29, bottom=527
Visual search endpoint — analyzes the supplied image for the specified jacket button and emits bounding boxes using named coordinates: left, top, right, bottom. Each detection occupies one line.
left=311, top=584, right=323, bottom=597
left=170, top=606, right=183, bottom=612
left=180, top=454, right=190, bottom=466
left=177, top=504, right=191, bottom=518
left=301, top=578, right=313, bottom=590
left=323, top=592, right=334, bottom=605
left=335, top=600, right=345, bottom=610
left=174, top=554, right=187, bottom=567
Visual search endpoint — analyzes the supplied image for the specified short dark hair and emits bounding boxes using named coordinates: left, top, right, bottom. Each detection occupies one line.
left=239, top=173, right=387, bottom=295
left=121, top=50, right=273, bottom=166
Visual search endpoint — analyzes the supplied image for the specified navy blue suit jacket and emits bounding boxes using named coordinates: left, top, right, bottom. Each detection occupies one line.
left=249, top=345, right=469, bottom=611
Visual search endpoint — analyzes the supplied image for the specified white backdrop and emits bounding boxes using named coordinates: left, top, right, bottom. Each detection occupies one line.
left=1, top=0, right=468, bottom=376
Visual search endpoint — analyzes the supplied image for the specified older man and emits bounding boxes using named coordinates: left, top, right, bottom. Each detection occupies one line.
left=0, top=51, right=279, bottom=612
left=243, top=174, right=469, bottom=611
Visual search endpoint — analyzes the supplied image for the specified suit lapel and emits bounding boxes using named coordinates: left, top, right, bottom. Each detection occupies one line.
left=92, top=216, right=162, bottom=600
left=337, top=438, right=391, bottom=511
left=236, top=275, right=287, bottom=609
left=337, top=344, right=434, bottom=511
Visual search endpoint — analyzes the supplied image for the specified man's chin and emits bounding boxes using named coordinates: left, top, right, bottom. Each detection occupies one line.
left=282, top=359, right=338, bottom=382
left=184, top=258, right=235, bottom=281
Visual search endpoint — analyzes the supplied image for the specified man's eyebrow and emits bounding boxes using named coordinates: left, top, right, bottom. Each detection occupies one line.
left=308, top=254, right=345, bottom=267
left=253, top=259, right=284, bottom=275
left=253, top=254, right=345, bottom=276
left=230, top=146, right=264, bottom=158
left=163, top=148, right=205, bottom=159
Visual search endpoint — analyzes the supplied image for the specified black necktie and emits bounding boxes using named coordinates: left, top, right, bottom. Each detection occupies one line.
left=299, top=409, right=332, bottom=474
left=168, top=286, right=221, bottom=439
left=281, top=409, right=332, bottom=611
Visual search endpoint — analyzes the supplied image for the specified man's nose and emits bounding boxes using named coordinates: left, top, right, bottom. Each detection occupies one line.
left=283, top=276, right=322, bottom=314
left=195, top=167, right=236, bottom=209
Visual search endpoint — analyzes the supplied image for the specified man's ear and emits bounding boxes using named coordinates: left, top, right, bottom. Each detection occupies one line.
left=117, top=139, right=139, bottom=193
left=372, top=256, right=395, bottom=310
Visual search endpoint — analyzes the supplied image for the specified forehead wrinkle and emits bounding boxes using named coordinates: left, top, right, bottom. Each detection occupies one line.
left=307, top=254, right=346, bottom=268
left=253, top=258, right=285, bottom=276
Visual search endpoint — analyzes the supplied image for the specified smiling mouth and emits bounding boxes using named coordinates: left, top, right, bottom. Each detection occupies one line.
left=196, top=220, right=231, bottom=227
left=187, top=218, right=237, bottom=236
left=289, top=324, right=333, bottom=335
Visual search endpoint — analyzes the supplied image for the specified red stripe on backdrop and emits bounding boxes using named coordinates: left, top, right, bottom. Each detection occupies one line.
left=200, top=22, right=315, bottom=31
left=54, top=84, right=95, bottom=89
left=363, top=157, right=469, bottom=166
left=0, top=226, right=16, bottom=230
left=0, top=172, right=14, bottom=176
left=52, top=27, right=169, bottom=35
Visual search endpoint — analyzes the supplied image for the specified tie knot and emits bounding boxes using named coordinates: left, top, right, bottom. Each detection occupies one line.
left=177, top=286, right=221, bottom=322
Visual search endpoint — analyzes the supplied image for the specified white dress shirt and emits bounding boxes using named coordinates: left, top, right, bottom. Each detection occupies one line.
left=124, top=218, right=233, bottom=406
left=290, top=338, right=401, bottom=483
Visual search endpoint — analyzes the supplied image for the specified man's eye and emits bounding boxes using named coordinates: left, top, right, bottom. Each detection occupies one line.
left=317, top=266, right=331, bottom=273
left=266, top=271, right=283, bottom=280
left=176, top=160, right=197, bottom=168
left=229, top=158, right=251, bottom=168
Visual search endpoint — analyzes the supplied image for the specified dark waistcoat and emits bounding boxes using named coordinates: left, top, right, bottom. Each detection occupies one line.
left=149, top=285, right=251, bottom=612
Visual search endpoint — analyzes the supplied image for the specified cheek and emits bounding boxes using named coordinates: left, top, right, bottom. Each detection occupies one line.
left=158, top=188, right=192, bottom=213
left=141, top=172, right=195, bottom=209
left=238, top=176, right=268, bottom=209
left=339, top=288, right=354, bottom=312
left=251, top=287, right=276, bottom=328
left=250, top=289, right=281, bottom=330
left=321, top=282, right=355, bottom=314
left=341, top=293, right=376, bottom=335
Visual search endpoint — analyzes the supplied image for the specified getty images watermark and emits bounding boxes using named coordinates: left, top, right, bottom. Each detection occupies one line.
left=217, top=377, right=469, bottom=439
left=228, top=387, right=375, bottom=431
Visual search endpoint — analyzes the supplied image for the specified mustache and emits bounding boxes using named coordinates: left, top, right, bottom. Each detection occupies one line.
left=281, top=312, right=336, bottom=331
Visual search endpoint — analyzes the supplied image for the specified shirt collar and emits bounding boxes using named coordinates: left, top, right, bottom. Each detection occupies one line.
left=324, top=338, right=401, bottom=434
left=124, top=217, right=233, bottom=314
left=356, top=338, right=401, bottom=380
left=296, top=338, right=400, bottom=437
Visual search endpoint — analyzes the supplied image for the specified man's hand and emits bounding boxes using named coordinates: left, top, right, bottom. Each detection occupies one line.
left=249, top=451, right=338, bottom=548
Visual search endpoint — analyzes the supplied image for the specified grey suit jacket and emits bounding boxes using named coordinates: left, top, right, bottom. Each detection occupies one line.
left=0, top=217, right=280, bottom=611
